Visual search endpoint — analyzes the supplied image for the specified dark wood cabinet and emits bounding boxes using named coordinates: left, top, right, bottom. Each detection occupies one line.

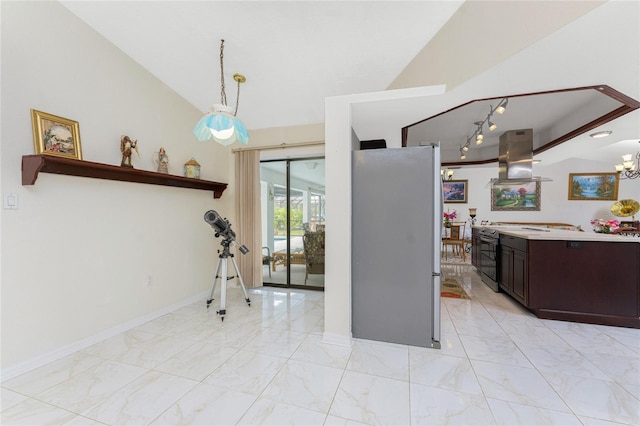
left=528, top=239, right=639, bottom=328
left=495, top=232, right=638, bottom=328
left=499, top=235, right=528, bottom=306
left=471, top=227, right=482, bottom=269
left=499, top=245, right=512, bottom=293
left=511, top=248, right=528, bottom=305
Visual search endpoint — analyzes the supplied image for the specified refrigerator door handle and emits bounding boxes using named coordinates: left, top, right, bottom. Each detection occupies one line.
left=431, top=142, right=442, bottom=348
left=431, top=274, right=442, bottom=348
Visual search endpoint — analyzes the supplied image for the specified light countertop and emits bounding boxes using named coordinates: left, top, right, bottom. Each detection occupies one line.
left=476, top=225, right=640, bottom=243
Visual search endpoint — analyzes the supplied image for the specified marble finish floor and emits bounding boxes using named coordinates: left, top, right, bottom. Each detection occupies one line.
left=2, top=264, right=639, bottom=425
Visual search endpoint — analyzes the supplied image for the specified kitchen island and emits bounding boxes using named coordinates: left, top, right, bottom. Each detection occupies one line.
left=479, top=227, right=639, bottom=328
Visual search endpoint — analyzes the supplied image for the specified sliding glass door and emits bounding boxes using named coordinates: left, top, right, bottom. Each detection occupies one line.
left=260, top=157, right=325, bottom=289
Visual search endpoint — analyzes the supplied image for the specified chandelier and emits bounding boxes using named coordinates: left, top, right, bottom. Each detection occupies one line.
left=193, top=39, right=249, bottom=146
left=614, top=141, right=640, bottom=179
left=441, top=168, right=454, bottom=181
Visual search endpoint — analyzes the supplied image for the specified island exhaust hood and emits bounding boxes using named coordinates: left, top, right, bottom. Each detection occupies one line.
left=489, top=129, right=552, bottom=185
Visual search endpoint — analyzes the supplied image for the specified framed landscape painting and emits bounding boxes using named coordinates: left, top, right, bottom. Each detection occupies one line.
left=491, top=181, right=541, bottom=211
left=31, top=109, right=82, bottom=160
left=568, top=173, right=619, bottom=200
left=443, top=180, right=468, bottom=203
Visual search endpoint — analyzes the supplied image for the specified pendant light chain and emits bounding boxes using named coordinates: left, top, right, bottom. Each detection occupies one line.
left=234, top=79, right=241, bottom=116
left=219, top=39, right=227, bottom=106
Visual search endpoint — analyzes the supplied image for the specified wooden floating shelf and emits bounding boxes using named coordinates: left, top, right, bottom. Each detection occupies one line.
left=22, top=155, right=228, bottom=198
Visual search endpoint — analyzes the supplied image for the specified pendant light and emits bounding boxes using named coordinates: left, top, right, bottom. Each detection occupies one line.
left=614, top=141, right=640, bottom=179
left=193, top=39, right=249, bottom=146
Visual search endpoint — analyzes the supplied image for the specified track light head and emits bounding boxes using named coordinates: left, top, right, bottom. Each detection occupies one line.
left=495, top=98, right=508, bottom=114
left=460, top=147, right=467, bottom=160
left=474, top=121, right=484, bottom=144
left=488, top=119, right=497, bottom=131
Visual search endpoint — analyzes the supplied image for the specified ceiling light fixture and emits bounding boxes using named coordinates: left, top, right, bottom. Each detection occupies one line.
left=590, top=130, right=613, bottom=138
left=474, top=121, right=484, bottom=145
left=461, top=98, right=508, bottom=156
left=193, top=39, right=249, bottom=146
left=614, top=141, right=640, bottom=179
left=495, top=98, right=508, bottom=114
left=441, top=169, right=455, bottom=181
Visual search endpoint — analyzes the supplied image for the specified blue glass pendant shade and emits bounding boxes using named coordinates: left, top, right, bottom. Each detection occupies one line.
left=193, top=104, right=249, bottom=146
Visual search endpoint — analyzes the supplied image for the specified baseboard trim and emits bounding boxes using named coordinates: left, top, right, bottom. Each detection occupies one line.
left=322, top=331, right=352, bottom=347
left=0, top=291, right=208, bottom=382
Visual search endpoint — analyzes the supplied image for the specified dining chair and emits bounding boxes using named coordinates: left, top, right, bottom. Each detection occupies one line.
left=442, top=222, right=466, bottom=261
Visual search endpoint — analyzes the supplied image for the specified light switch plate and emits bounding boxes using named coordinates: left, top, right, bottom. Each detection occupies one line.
left=4, top=193, right=18, bottom=209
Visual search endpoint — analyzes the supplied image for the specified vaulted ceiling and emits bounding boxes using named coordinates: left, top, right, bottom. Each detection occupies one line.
left=60, top=0, right=463, bottom=131
left=60, top=1, right=639, bottom=167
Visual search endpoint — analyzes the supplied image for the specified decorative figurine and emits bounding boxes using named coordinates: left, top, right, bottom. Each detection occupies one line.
left=120, top=135, right=139, bottom=168
left=184, top=157, right=201, bottom=179
left=154, top=147, right=169, bottom=174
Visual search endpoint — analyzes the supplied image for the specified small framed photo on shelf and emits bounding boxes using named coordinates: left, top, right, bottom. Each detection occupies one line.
left=568, top=172, right=619, bottom=200
left=443, top=180, right=468, bottom=203
left=491, top=181, right=541, bottom=211
left=31, top=109, right=82, bottom=160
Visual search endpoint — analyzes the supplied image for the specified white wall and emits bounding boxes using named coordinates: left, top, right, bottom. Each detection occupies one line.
left=323, top=96, right=353, bottom=346
left=0, top=1, right=233, bottom=376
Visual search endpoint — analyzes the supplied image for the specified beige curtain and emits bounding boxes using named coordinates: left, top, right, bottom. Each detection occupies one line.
left=234, top=150, right=263, bottom=287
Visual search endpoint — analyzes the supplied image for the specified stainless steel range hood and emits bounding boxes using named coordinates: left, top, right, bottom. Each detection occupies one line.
left=490, top=129, right=552, bottom=185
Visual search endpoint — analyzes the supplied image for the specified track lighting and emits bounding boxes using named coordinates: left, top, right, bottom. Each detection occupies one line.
left=474, top=121, right=484, bottom=145
left=460, top=147, right=467, bottom=160
left=495, top=98, right=508, bottom=114
left=460, top=98, right=508, bottom=158
left=487, top=107, right=497, bottom=131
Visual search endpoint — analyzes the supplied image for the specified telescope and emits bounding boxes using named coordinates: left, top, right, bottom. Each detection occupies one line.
left=204, top=209, right=252, bottom=321
left=204, top=210, right=249, bottom=254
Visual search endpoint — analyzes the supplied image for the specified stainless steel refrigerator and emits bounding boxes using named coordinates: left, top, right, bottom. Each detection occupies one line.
left=352, top=145, right=441, bottom=348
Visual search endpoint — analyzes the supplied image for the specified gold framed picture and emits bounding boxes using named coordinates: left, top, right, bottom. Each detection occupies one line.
left=442, top=180, right=468, bottom=203
left=568, top=173, right=619, bottom=201
left=31, top=109, right=82, bottom=160
left=491, top=181, right=541, bottom=211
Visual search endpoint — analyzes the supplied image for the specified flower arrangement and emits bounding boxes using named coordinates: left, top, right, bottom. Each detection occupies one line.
left=443, top=210, right=457, bottom=227
left=590, top=218, right=620, bottom=234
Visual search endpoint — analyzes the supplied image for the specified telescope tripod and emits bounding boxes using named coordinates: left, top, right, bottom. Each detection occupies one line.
left=206, top=238, right=251, bottom=321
